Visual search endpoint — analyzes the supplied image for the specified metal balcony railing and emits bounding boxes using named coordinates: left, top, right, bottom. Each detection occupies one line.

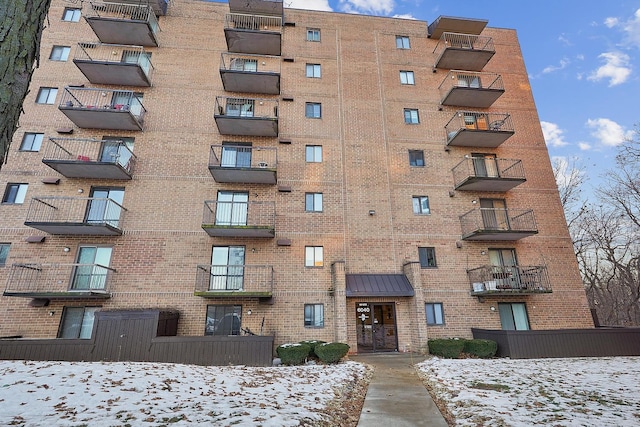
left=74, top=43, right=154, bottom=85
left=44, top=137, right=136, bottom=174
left=214, top=96, right=278, bottom=119
left=220, top=52, right=280, bottom=74
left=452, top=157, right=525, bottom=191
left=439, top=71, right=505, bottom=108
left=85, top=1, right=160, bottom=33
left=209, top=145, right=277, bottom=169
left=25, top=196, right=126, bottom=232
left=467, top=264, right=552, bottom=294
left=59, top=88, right=146, bottom=130
left=433, top=32, right=495, bottom=55
left=224, top=13, right=282, bottom=32
left=446, top=111, right=513, bottom=136
left=202, top=200, right=275, bottom=237
left=4, top=263, right=115, bottom=298
left=460, top=208, right=538, bottom=239
left=195, top=264, right=274, bottom=297
left=219, top=52, right=281, bottom=94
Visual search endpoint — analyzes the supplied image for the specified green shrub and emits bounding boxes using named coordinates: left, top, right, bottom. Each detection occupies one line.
left=276, top=343, right=311, bottom=365
left=299, top=340, right=326, bottom=358
left=463, top=339, right=497, bottom=358
left=428, top=338, right=465, bottom=359
left=315, top=342, right=350, bottom=364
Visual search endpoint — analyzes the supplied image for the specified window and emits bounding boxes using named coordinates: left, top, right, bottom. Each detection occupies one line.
left=210, top=246, right=245, bottom=291
left=400, top=70, right=415, bottom=85
left=205, top=305, right=241, bottom=336
left=58, top=307, right=99, bottom=339
left=36, top=87, right=58, bottom=104
left=220, top=142, right=252, bottom=168
left=50, top=46, right=71, bottom=61
left=305, top=102, right=322, bottom=118
left=305, top=246, right=324, bottom=267
left=215, top=191, right=248, bottom=226
left=305, top=145, right=322, bottom=163
left=412, top=196, right=430, bottom=215
left=498, top=303, right=530, bottom=331
left=20, top=133, right=44, bottom=152
left=408, top=150, right=424, bottom=167
left=72, top=246, right=113, bottom=291
left=62, top=8, right=81, bottom=22
left=396, top=36, right=410, bottom=49
left=2, top=183, right=28, bottom=204
left=100, top=136, right=135, bottom=168
left=226, top=98, right=254, bottom=117
left=425, top=303, right=444, bottom=325
left=304, top=304, right=324, bottom=328
left=306, top=64, right=321, bottom=78
left=404, top=108, right=419, bottom=124
left=229, top=58, right=257, bottom=72
left=307, top=28, right=321, bottom=42
left=86, top=187, right=125, bottom=227
left=418, top=247, right=437, bottom=268
left=0, top=244, right=10, bottom=267
left=305, top=193, right=323, bottom=212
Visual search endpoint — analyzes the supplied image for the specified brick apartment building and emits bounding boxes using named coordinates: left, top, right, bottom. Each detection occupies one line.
left=0, top=0, right=593, bottom=354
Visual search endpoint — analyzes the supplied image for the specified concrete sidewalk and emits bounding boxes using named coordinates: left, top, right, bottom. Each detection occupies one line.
left=351, top=353, right=449, bottom=427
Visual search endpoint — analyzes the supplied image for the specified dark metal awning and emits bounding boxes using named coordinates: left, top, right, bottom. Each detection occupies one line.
left=345, top=274, right=414, bottom=297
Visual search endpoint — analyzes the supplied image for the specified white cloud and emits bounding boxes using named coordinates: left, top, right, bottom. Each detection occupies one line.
left=604, top=17, right=619, bottom=28
left=578, top=142, right=592, bottom=151
left=587, top=51, right=632, bottom=86
left=339, top=0, right=395, bottom=15
left=287, top=0, right=332, bottom=11
left=551, top=156, right=584, bottom=189
left=558, top=34, right=572, bottom=46
left=603, top=9, right=640, bottom=48
left=542, top=57, right=570, bottom=74
left=541, top=121, right=569, bottom=147
left=586, top=118, right=634, bottom=147
left=393, top=13, right=416, bottom=20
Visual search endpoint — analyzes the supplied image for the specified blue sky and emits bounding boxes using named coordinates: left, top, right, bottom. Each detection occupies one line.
left=218, top=0, right=640, bottom=193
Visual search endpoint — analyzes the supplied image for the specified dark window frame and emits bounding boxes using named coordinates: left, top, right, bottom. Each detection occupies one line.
left=304, top=303, right=325, bottom=328
left=418, top=246, right=437, bottom=268
left=205, top=305, right=242, bottom=336
left=409, top=150, right=424, bottom=167
left=425, top=302, right=444, bottom=325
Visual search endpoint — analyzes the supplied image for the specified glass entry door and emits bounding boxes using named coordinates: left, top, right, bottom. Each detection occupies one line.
left=356, top=303, right=398, bottom=353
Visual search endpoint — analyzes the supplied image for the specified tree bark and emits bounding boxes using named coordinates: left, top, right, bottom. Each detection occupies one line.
left=0, top=0, right=52, bottom=169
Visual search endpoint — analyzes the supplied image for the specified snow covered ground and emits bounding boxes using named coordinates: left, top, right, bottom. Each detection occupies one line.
left=417, top=356, right=640, bottom=426
left=0, top=360, right=370, bottom=427
left=1, top=357, right=639, bottom=426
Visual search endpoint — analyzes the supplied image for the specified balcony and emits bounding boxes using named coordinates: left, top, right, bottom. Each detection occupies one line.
left=428, top=15, right=488, bottom=40
left=209, top=145, right=277, bottom=184
left=220, top=52, right=281, bottom=94
left=84, top=2, right=160, bottom=46
left=24, top=196, right=126, bottom=236
left=467, top=265, right=552, bottom=296
left=433, top=32, right=495, bottom=71
left=111, top=0, right=169, bottom=16
left=452, top=157, right=526, bottom=192
left=214, top=96, right=278, bottom=136
left=195, top=264, right=273, bottom=299
left=460, top=208, right=538, bottom=241
left=42, top=138, right=136, bottom=180
left=3, top=263, right=114, bottom=299
left=59, top=88, right=146, bottom=131
left=445, top=111, right=514, bottom=148
left=73, top=43, right=154, bottom=87
left=224, top=13, right=282, bottom=56
left=202, top=200, right=275, bottom=238
left=229, top=0, right=283, bottom=16
left=439, top=71, right=505, bottom=108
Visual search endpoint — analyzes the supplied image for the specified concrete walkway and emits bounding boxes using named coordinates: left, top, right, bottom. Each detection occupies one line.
left=351, top=353, right=449, bottom=427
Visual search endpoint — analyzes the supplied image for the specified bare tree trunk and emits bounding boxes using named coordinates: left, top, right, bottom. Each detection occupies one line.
left=0, top=0, right=52, bottom=169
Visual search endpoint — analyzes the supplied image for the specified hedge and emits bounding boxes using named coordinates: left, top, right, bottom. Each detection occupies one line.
left=276, top=343, right=311, bottom=365
left=315, top=342, right=350, bottom=364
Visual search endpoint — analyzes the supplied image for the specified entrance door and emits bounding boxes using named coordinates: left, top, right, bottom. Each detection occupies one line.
left=471, top=153, right=498, bottom=178
left=356, top=303, right=398, bottom=353
left=480, top=198, right=509, bottom=230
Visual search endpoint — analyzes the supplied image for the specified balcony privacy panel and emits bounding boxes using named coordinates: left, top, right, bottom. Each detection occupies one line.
left=74, top=43, right=153, bottom=86
left=467, top=265, right=552, bottom=295
left=4, top=263, right=114, bottom=298
left=85, top=2, right=160, bottom=46
left=43, top=138, right=135, bottom=180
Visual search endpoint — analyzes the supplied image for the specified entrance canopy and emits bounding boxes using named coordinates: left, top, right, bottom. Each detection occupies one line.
left=346, top=274, right=414, bottom=297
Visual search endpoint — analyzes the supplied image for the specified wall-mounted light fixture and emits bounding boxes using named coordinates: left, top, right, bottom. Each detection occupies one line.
left=368, top=210, right=376, bottom=216
left=63, top=247, right=70, bottom=252
left=490, top=306, right=496, bottom=312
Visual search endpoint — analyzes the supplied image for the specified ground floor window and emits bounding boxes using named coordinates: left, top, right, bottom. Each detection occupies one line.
left=304, top=304, right=324, bottom=328
left=425, top=303, right=444, bottom=325
left=498, top=302, right=530, bottom=330
left=58, top=307, right=99, bottom=339
left=205, top=305, right=241, bottom=336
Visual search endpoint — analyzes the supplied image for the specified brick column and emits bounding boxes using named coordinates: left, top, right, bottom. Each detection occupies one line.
left=331, top=261, right=348, bottom=344
left=403, top=262, right=429, bottom=352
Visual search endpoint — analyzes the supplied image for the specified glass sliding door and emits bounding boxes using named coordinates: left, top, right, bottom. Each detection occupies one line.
left=215, top=191, right=248, bottom=226
left=71, top=246, right=112, bottom=291
left=221, top=143, right=252, bottom=168
left=86, top=187, right=124, bottom=227
left=498, top=302, right=530, bottom=330
left=210, top=246, right=245, bottom=291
